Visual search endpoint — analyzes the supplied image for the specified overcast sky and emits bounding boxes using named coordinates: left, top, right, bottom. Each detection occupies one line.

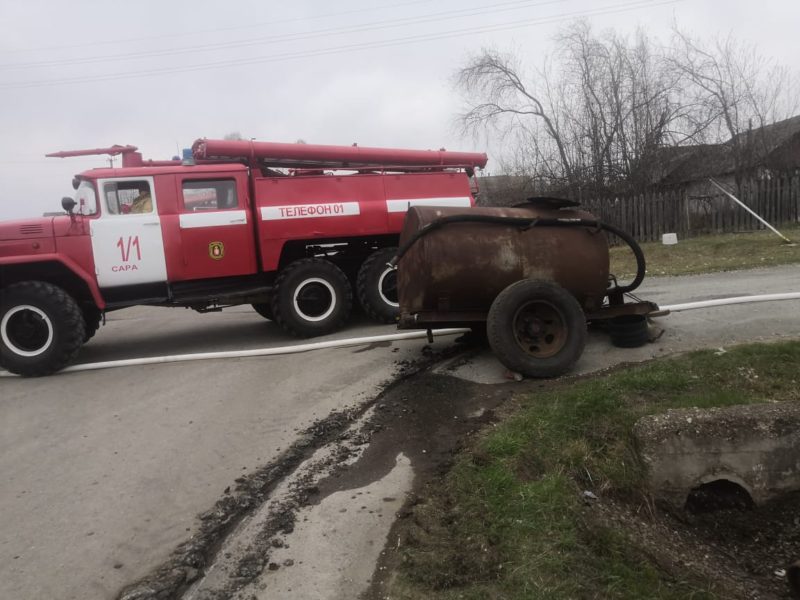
left=1, top=0, right=798, bottom=220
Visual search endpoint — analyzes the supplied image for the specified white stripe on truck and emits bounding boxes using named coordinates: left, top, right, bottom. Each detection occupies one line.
left=260, top=202, right=361, bottom=220
left=385, top=197, right=472, bottom=213
left=179, top=210, right=248, bottom=229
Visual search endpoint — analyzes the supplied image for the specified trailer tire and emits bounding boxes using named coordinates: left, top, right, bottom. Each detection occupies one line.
left=608, top=314, right=649, bottom=348
left=487, top=279, right=586, bottom=379
left=1, top=281, right=86, bottom=376
left=357, top=247, right=399, bottom=324
left=271, top=258, right=352, bottom=337
left=251, top=302, right=274, bottom=321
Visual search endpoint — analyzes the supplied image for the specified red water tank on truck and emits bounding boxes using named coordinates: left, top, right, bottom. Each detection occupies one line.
left=0, top=139, right=487, bottom=376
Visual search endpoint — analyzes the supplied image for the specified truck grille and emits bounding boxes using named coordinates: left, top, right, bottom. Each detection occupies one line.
left=20, top=224, right=44, bottom=235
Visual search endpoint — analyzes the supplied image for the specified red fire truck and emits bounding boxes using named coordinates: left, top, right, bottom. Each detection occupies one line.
left=0, top=138, right=487, bottom=376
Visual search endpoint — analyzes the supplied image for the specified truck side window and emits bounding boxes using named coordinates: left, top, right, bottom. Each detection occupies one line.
left=182, top=180, right=238, bottom=211
left=75, top=181, right=98, bottom=215
left=104, top=181, right=153, bottom=215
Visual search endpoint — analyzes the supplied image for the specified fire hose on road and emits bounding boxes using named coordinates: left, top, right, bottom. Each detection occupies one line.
left=1, top=292, right=800, bottom=377
left=657, top=292, right=800, bottom=313
left=0, top=328, right=469, bottom=377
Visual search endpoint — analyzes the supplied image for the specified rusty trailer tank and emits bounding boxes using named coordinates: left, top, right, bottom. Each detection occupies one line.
left=393, top=200, right=652, bottom=378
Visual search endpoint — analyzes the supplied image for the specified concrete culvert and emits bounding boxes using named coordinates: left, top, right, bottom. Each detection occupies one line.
left=685, top=479, right=755, bottom=513
left=633, top=402, right=800, bottom=509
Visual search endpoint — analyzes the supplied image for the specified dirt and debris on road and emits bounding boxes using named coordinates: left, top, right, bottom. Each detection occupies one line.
left=182, top=352, right=517, bottom=599
left=225, top=371, right=515, bottom=600
left=117, top=404, right=365, bottom=600
left=117, top=340, right=496, bottom=600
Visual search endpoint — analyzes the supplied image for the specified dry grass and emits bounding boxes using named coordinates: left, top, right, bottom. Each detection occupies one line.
left=610, top=224, right=800, bottom=279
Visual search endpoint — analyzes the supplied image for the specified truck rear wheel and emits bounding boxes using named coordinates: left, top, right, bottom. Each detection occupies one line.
left=271, top=258, right=352, bottom=337
left=486, top=279, right=586, bottom=379
left=252, top=302, right=274, bottom=321
left=357, top=247, right=399, bottom=324
left=0, top=281, right=86, bottom=376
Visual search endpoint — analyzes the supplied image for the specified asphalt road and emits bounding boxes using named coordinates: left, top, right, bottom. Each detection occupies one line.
left=0, top=308, right=448, bottom=600
left=2, top=264, right=799, bottom=600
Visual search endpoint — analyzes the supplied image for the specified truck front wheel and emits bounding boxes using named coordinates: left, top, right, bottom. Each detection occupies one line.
left=271, top=259, right=352, bottom=337
left=83, top=306, right=103, bottom=343
left=357, top=247, right=399, bottom=324
left=0, top=281, right=86, bottom=376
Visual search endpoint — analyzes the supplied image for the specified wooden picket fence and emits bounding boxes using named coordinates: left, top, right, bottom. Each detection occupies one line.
left=580, top=175, right=800, bottom=242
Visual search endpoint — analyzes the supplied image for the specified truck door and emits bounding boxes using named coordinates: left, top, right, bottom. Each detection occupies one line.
left=90, top=176, right=168, bottom=288
left=175, top=176, right=256, bottom=281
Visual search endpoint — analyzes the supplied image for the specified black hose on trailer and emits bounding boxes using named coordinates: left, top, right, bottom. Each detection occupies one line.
left=389, top=214, right=646, bottom=295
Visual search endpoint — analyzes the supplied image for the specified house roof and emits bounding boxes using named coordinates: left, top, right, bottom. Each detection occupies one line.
left=659, top=115, right=800, bottom=184
left=659, top=144, right=732, bottom=185
left=732, top=114, right=800, bottom=154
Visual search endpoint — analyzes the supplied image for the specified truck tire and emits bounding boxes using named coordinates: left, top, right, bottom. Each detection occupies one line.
left=271, top=258, right=352, bottom=337
left=0, top=281, right=86, bottom=376
left=83, top=306, right=103, bottom=343
left=486, top=279, right=586, bottom=379
left=357, top=247, right=399, bottom=323
left=252, top=302, right=274, bottom=321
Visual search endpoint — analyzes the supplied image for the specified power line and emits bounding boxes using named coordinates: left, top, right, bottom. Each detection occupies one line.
left=0, top=0, right=569, bottom=71
left=1, top=0, right=437, bottom=54
left=0, top=0, right=680, bottom=87
left=0, top=0, right=684, bottom=90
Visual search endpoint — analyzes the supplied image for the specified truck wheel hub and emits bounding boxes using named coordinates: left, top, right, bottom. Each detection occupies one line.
left=1, top=305, right=54, bottom=357
left=378, top=268, right=399, bottom=307
left=293, top=278, right=336, bottom=322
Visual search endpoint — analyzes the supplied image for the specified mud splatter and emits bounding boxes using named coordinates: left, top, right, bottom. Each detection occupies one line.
left=117, top=342, right=470, bottom=600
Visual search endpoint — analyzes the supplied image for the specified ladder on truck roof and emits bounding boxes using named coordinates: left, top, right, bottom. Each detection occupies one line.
left=191, top=138, right=488, bottom=173
left=46, top=139, right=489, bottom=174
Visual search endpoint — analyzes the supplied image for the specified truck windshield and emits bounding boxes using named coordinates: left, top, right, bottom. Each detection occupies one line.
left=74, top=180, right=98, bottom=215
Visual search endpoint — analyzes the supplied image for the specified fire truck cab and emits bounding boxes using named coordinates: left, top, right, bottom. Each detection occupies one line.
left=0, top=138, right=487, bottom=376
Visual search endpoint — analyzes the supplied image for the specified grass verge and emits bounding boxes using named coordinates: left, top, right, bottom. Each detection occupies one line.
left=386, top=341, right=800, bottom=600
left=610, top=224, right=800, bottom=278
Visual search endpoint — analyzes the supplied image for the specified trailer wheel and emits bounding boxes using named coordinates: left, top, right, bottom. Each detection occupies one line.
left=357, top=247, right=399, bottom=324
left=487, top=279, right=586, bottom=378
left=251, top=302, right=274, bottom=321
left=271, top=258, right=352, bottom=337
left=0, top=281, right=86, bottom=376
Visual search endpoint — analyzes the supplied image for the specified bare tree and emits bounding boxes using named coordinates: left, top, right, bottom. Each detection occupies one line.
left=556, top=22, right=680, bottom=189
left=456, top=49, right=577, bottom=189
left=456, top=23, right=683, bottom=195
left=669, top=25, right=798, bottom=189
left=458, top=20, right=798, bottom=198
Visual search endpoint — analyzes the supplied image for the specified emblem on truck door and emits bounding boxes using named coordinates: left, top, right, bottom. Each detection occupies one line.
left=209, top=241, right=225, bottom=260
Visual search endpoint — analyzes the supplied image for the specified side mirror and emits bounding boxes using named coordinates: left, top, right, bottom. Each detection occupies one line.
left=62, top=197, right=77, bottom=213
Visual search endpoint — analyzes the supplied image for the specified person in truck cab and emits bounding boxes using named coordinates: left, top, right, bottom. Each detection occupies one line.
left=129, top=188, right=152, bottom=213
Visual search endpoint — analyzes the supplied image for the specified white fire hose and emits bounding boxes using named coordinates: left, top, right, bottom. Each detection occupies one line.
left=1, top=292, right=799, bottom=377
left=0, top=328, right=469, bottom=378
left=657, top=292, right=800, bottom=314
